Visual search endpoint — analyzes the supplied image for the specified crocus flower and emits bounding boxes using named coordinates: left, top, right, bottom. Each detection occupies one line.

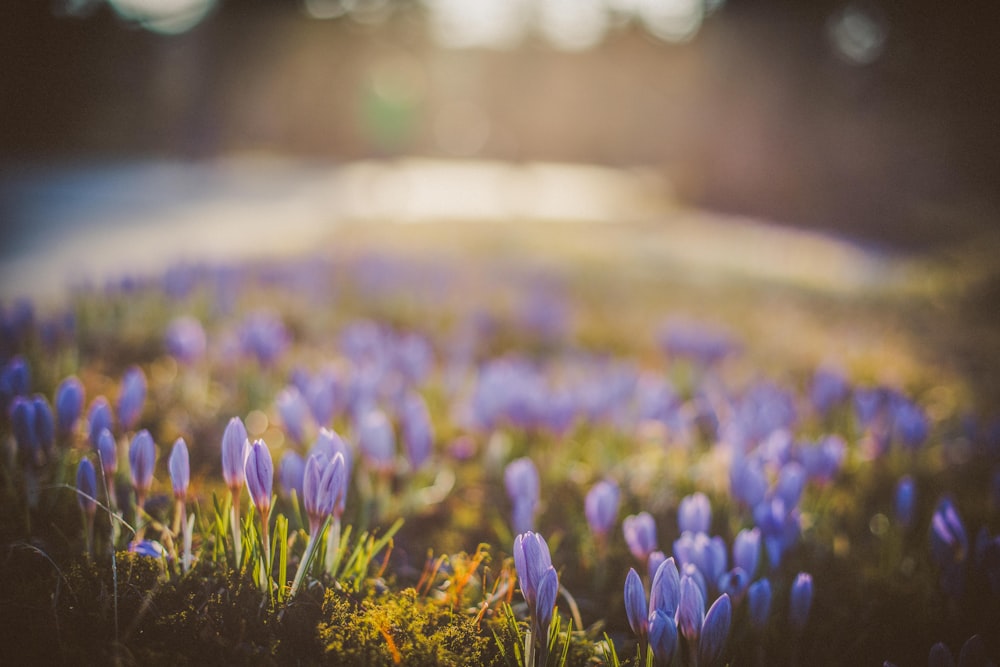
left=76, top=457, right=98, bottom=516
left=245, top=439, right=274, bottom=519
left=789, top=572, right=813, bottom=631
left=55, top=375, right=84, bottom=436
left=505, top=457, right=540, bottom=534
left=357, top=409, right=395, bottom=473
left=699, top=593, right=732, bottom=667
left=87, top=397, right=114, bottom=448
left=623, top=512, right=658, bottom=564
left=676, top=574, right=705, bottom=644
left=809, top=366, right=849, bottom=414
left=775, top=462, right=806, bottom=508
left=0, top=355, right=30, bottom=409
left=585, top=480, right=620, bottom=538
left=674, top=532, right=728, bottom=587
left=648, top=610, right=678, bottom=667
left=534, top=566, right=559, bottom=637
left=649, top=557, right=681, bottom=617
left=128, top=430, right=156, bottom=500
left=164, top=315, right=207, bottom=365
left=729, top=456, right=768, bottom=508
left=169, top=438, right=190, bottom=500
left=303, top=452, right=348, bottom=534
left=930, top=497, right=968, bottom=566
left=276, top=386, right=311, bottom=446
left=513, top=531, right=553, bottom=610
left=221, top=417, right=249, bottom=493
left=10, top=396, right=37, bottom=463
left=717, top=567, right=750, bottom=607
left=747, top=578, right=772, bottom=631
left=733, top=527, right=761, bottom=577
left=624, top=567, right=649, bottom=639
left=678, top=492, right=712, bottom=534
left=280, top=451, right=305, bottom=500
left=239, top=310, right=289, bottom=366
left=117, top=366, right=147, bottom=431
left=31, top=395, right=54, bottom=457
left=401, top=392, right=433, bottom=470
left=648, top=550, right=667, bottom=580
left=96, top=427, right=118, bottom=481
left=129, top=539, right=167, bottom=559
left=895, top=475, right=916, bottom=528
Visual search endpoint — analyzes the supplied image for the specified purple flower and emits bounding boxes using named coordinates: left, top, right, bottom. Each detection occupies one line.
left=96, top=428, right=117, bottom=479
left=221, top=417, right=249, bottom=493
left=732, top=528, right=761, bottom=578
left=624, top=567, right=648, bottom=639
left=649, top=556, right=681, bottom=617
left=809, top=366, right=849, bottom=414
left=512, top=531, right=553, bottom=610
left=624, top=512, right=658, bottom=564
left=535, top=566, right=559, bottom=635
left=895, top=475, right=916, bottom=528
left=892, top=397, right=929, bottom=448
left=789, top=572, right=813, bottom=631
left=676, top=574, right=706, bottom=643
left=117, top=366, right=147, bottom=431
left=0, top=355, right=30, bottom=409
left=311, top=428, right=353, bottom=484
left=277, top=386, right=311, bottom=446
left=648, top=610, right=678, bottom=667
left=505, top=457, right=540, bottom=507
left=239, top=310, right=289, bottom=366
left=699, top=593, right=732, bottom=667
left=303, top=452, right=347, bottom=534
left=585, top=480, right=620, bottom=538
left=775, top=462, right=807, bottom=509
left=930, top=497, right=968, bottom=566
left=55, top=376, right=85, bottom=435
left=306, top=369, right=340, bottom=426
left=717, top=567, right=750, bottom=606
left=129, top=539, right=167, bottom=559
left=164, top=316, right=207, bottom=365
left=76, top=458, right=98, bottom=515
left=357, top=409, right=395, bottom=473
left=280, top=451, right=305, bottom=500
left=747, top=578, right=772, bottom=631
left=678, top=492, right=712, bottom=534
left=169, top=438, right=190, bottom=499
left=401, top=392, right=433, bottom=470
left=730, top=456, right=768, bottom=508
left=674, top=532, right=727, bottom=585
left=647, top=550, right=667, bottom=580
left=128, top=430, right=156, bottom=497
left=87, top=397, right=114, bottom=448
left=10, top=396, right=37, bottom=461
left=245, top=439, right=274, bottom=518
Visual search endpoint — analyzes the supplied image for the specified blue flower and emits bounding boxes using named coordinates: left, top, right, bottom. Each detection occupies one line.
left=129, top=539, right=167, bottom=559
left=676, top=574, right=705, bottom=644
left=280, top=451, right=305, bottom=500
left=221, top=417, right=249, bottom=493
left=733, top=527, right=761, bottom=578
left=128, top=430, right=156, bottom=498
left=277, top=386, right=311, bottom=446
left=244, top=439, right=274, bottom=518
left=649, top=557, right=681, bottom=617
left=303, top=452, right=347, bottom=534
left=789, top=572, right=813, bottom=631
left=584, top=480, right=620, bottom=538
left=401, top=392, right=433, bottom=470
left=10, top=396, right=37, bottom=462
left=357, top=409, right=396, bottom=473
left=678, top=492, right=712, bottom=534
left=96, top=428, right=118, bottom=479
left=623, top=512, right=658, bottom=564
left=747, top=578, right=772, bottom=632
left=164, top=316, right=206, bottom=365
left=87, top=397, right=114, bottom=448
left=717, top=567, right=750, bottom=606
left=76, top=458, right=98, bottom=515
left=648, top=610, right=677, bottom=667
left=513, top=531, right=553, bottom=610
left=169, top=438, right=190, bottom=500
left=55, top=376, right=85, bottom=436
left=117, top=366, right=147, bottom=431
left=624, top=567, right=648, bottom=640
left=895, top=475, right=916, bottom=528
left=505, top=457, right=540, bottom=534
left=699, top=593, right=732, bottom=667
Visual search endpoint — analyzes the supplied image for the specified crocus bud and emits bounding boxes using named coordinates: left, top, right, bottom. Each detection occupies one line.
left=129, top=539, right=167, bottom=558
left=776, top=462, right=806, bottom=509
left=311, top=427, right=353, bottom=478
left=895, top=475, right=916, bottom=528
left=32, top=395, right=54, bottom=456
left=129, top=430, right=156, bottom=496
left=676, top=575, right=706, bottom=643
left=169, top=438, right=190, bottom=500
left=535, top=566, right=559, bottom=634
left=401, top=392, right=433, bottom=470
left=245, top=439, right=273, bottom=518
left=10, top=396, right=37, bottom=462
left=623, top=512, right=658, bottom=564
left=624, top=567, right=649, bottom=639
left=76, top=457, right=98, bottom=515
left=117, top=366, right=147, bottom=431
left=303, top=452, right=347, bottom=533
left=717, top=567, right=750, bottom=607
left=221, top=417, right=249, bottom=492
left=647, top=550, right=666, bottom=580
left=649, top=556, right=681, bottom=617
left=1, top=355, right=30, bottom=401
left=585, top=480, right=620, bottom=538
left=357, top=409, right=395, bottom=473
left=930, top=497, right=968, bottom=569
left=96, top=428, right=117, bottom=478
left=678, top=492, right=712, bottom=534
left=164, top=316, right=207, bottom=365
left=87, top=397, right=114, bottom=447
left=506, top=457, right=540, bottom=534
left=699, top=593, right=732, bottom=667
left=513, top=531, right=552, bottom=609
left=732, top=528, right=761, bottom=578
left=280, top=451, right=305, bottom=500
left=277, top=386, right=311, bottom=446
left=56, top=376, right=84, bottom=436
left=788, top=572, right=813, bottom=631
left=747, top=578, right=772, bottom=631
left=648, top=610, right=678, bottom=667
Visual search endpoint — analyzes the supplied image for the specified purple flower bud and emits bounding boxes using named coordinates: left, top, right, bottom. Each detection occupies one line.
left=733, top=528, right=761, bottom=577
left=306, top=369, right=339, bottom=426
left=311, top=428, right=353, bottom=486
left=930, top=497, right=968, bottom=566
left=623, top=512, right=658, bottom=564
left=277, top=386, right=311, bottom=446
left=129, top=539, right=167, bottom=558
left=730, top=456, right=767, bottom=508
left=776, top=462, right=806, bottom=509
left=88, top=397, right=114, bottom=447
left=10, top=396, right=37, bottom=460
left=674, top=532, right=727, bottom=586
left=117, top=366, right=147, bottom=431
left=585, top=480, right=620, bottom=538
left=676, top=574, right=706, bottom=643
left=678, top=492, right=712, bottom=534
left=1, top=355, right=30, bottom=406
left=809, top=366, right=849, bottom=414
left=164, top=316, right=207, bottom=365
left=699, top=593, right=732, bottom=667
left=245, top=439, right=274, bottom=517
left=789, top=572, right=813, bottom=631
left=401, top=392, right=433, bottom=470
left=505, top=457, right=540, bottom=507
left=649, top=556, right=681, bottom=617
left=624, top=567, right=648, bottom=639
left=535, top=566, right=559, bottom=633
left=76, top=458, right=97, bottom=515
left=895, top=475, right=916, bottom=528
left=280, top=451, right=305, bottom=500
left=30, top=396, right=53, bottom=456
left=717, top=568, right=750, bottom=607
left=927, top=642, right=954, bottom=667
left=221, top=417, right=249, bottom=492
left=648, top=610, right=677, bottom=667
left=96, top=428, right=117, bottom=478
left=357, top=409, right=395, bottom=473
left=893, top=398, right=929, bottom=448
left=128, top=430, right=156, bottom=496
left=647, top=550, right=667, bottom=580
left=513, top=531, right=553, bottom=609
left=239, top=310, right=289, bottom=367
left=55, top=376, right=84, bottom=436
left=303, top=452, right=347, bottom=532
left=747, top=578, right=772, bottom=631
left=169, top=438, right=190, bottom=499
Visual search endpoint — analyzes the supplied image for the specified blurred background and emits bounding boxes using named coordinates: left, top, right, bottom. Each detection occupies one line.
left=1, top=0, right=999, bottom=300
